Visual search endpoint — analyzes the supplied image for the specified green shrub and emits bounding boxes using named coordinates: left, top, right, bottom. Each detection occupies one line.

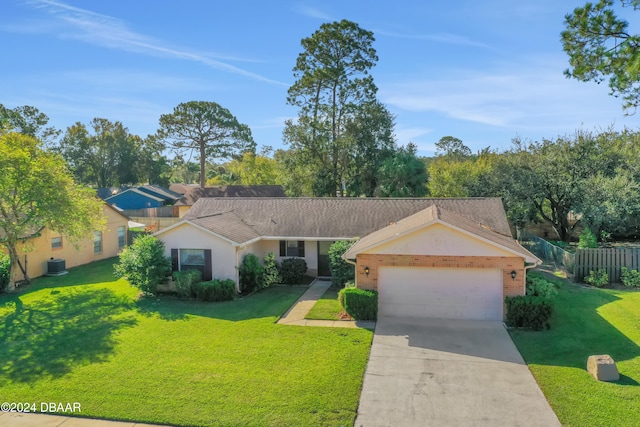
left=280, top=258, right=307, bottom=284
left=172, top=269, right=202, bottom=297
left=505, top=273, right=557, bottom=330
left=339, top=287, right=378, bottom=320
left=584, top=269, right=609, bottom=287
left=328, top=240, right=356, bottom=287
left=238, top=253, right=264, bottom=293
left=505, top=296, right=553, bottom=330
left=0, top=254, right=10, bottom=293
left=262, top=252, right=281, bottom=288
left=526, top=275, right=558, bottom=300
left=621, top=267, right=640, bottom=287
left=114, top=235, right=171, bottom=294
left=578, top=227, right=598, bottom=249
left=192, top=279, right=235, bottom=302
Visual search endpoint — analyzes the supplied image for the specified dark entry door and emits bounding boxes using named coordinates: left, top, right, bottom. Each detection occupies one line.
left=317, top=241, right=333, bottom=276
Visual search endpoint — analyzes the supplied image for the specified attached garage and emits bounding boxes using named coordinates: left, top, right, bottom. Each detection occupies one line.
left=378, top=267, right=504, bottom=320
left=343, top=204, right=541, bottom=321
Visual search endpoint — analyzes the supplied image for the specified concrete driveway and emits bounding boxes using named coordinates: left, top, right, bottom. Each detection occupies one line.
left=355, top=316, right=561, bottom=427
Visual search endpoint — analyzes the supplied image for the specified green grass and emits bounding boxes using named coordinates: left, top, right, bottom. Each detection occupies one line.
left=509, top=272, right=640, bottom=427
left=0, top=259, right=373, bottom=427
left=305, top=288, right=343, bottom=320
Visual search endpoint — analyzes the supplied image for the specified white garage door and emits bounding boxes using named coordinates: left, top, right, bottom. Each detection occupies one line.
left=378, top=267, right=503, bottom=320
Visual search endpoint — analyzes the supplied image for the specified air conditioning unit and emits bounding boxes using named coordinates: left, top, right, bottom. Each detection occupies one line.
left=46, top=258, right=67, bottom=276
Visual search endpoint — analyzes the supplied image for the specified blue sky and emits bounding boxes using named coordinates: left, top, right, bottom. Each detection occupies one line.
left=1, top=0, right=637, bottom=156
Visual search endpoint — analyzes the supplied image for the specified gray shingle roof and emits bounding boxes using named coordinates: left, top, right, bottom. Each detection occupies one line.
left=170, top=185, right=286, bottom=206
left=343, top=204, right=538, bottom=261
left=182, top=197, right=513, bottom=244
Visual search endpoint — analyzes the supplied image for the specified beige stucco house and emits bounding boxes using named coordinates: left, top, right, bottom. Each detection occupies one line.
left=11, top=203, right=129, bottom=281
left=155, top=197, right=539, bottom=321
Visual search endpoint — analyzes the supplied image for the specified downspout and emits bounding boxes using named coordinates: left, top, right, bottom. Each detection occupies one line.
left=343, top=256, right=357, bottom=285
left=235, top=245, right=248, bottom=293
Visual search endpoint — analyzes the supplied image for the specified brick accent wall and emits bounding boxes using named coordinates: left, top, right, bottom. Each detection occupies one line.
left=356, top=254, right=526, bottom=297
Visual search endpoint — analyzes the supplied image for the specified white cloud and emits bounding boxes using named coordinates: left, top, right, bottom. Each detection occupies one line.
left=295, top=4, right=332, bottom=21
left=15, top=0, right=286, bottom=85
left=379, top=55, right=636, bottom=134
left=375, top=30, right=493, bottom=49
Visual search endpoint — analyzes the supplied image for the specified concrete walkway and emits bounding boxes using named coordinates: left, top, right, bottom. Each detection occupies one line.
left=0, top=411, right=171, bottom=427
left=277, top=279, right=376, bottom=329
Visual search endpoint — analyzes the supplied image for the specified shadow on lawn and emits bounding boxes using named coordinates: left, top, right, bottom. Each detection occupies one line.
left=0, top=258, right=122, bottom=306
left=0, top=287, right=137, bottom=384
left=135, top=286, right=306, bottom=322
left=511, top=276, right=640, bottom=384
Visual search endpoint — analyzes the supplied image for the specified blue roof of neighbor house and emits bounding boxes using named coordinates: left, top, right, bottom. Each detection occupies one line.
left=137, top=185, right=182, bottom=202
left=105, top=188, right=166, bottom=209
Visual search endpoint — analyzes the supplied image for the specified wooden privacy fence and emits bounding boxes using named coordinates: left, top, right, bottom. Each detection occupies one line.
left=123, top=206, right=178, bottom=218
left=574, top=248, right=640, bottom=283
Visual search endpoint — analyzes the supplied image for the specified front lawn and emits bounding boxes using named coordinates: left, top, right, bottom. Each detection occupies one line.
left=305, top=287, right=343, bottom=320
left=509, top=272, right=640, bottom=427
left=0, top=259, right=373, bottom=427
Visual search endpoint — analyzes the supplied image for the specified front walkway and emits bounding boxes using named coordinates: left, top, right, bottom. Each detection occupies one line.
left=277, top=279, right=376, bottom=329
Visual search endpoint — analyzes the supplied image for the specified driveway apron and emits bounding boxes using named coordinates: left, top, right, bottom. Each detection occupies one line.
left=355, top=316, right=561, bottom=427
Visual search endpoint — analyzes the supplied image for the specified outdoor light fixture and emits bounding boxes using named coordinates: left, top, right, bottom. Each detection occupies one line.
left=364, top=266, right=370, bottom=277
left=511, top=270, right=517, bottom=280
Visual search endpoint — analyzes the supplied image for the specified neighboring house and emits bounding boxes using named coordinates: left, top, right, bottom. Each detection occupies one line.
left=169, top=185, right=286, bottom=218
left=11, top=203, right=129, bottom=281
left=103, top=185, right=181, bottom=210
left=136, top=185, right=182, bottom=204
left=155, top=197, right=539, bottom=321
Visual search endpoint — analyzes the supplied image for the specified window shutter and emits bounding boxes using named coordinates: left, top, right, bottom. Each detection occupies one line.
left=298, top=241, right=305, bottom=257
left=280, top=241, right=286, bottom=257
left=203, top=249, right=212, bottom=281
left=171, top=249, right=179, bottom=272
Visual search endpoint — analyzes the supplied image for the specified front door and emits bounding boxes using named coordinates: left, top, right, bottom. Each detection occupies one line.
left=317, top=241, right=333, bottom=277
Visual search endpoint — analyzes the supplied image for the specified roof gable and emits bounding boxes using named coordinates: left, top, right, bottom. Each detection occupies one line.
left=343, top=204, right=539, bottom=262
left=137, top=185, right=182, bottom=202
left=105, top=188, right=165, bottom=203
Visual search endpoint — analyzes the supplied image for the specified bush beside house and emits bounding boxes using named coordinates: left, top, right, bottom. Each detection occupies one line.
left=0, top=254, right=9, bottom=293
left=238, top=253, right=264, bottom=293
left=328, top=240, right=355, bottom=287
left=280, top=258, right=307, bottom=284
left=114, top=235, right=171, bottom=295
left=505, top=273, right=558, bottom=330
left=339, top=287, right=377, bottom=320
left=262, top=252, right=281, bottom=288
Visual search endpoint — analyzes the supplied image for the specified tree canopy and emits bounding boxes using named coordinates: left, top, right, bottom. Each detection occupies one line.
left=158, top=101, right=255, bottom=188
left=562, top=1, right=640, bottom=112
left=58, top=118, right=143, bottom=188
left=0, top=131, right=104, bottom=289
left=284, top=20, right=385, bottom=196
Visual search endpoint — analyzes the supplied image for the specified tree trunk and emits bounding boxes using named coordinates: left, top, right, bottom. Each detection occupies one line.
left=199, top=140, right=206, bottom=188
left=5, top=243, right=23, bottom=292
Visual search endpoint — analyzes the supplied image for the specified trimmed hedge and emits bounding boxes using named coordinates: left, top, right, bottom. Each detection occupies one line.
left=173, top=270, right=202, bottom=298
left=339, top=287, right=377, bottom=321
left=192, top=279, right=236, bottom=302
left=280, top=258, right=307, bottom=284
left=505, top=273, right=557, bottom=330
left=505, top=296, right=553, bottom=330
